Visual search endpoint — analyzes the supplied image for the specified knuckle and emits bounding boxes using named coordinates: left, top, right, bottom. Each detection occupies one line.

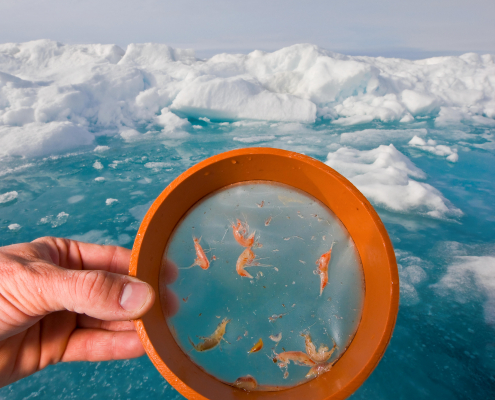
left=73, top=270, right=118, bottom=308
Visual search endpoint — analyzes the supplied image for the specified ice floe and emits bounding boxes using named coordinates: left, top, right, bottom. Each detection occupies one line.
left=434, top=255, right=495, bottom=325
left=325, top=144, right=462, bottom=218
left=1, top=41, right=494, bottom=157
left=0, top=191, right=18, bottom=203
left=408, top=135, right=458, bottom=162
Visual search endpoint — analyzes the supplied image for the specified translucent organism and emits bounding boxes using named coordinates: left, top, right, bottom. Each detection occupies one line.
left=179, top=236, right=210, bottom=270
left=269, top=333, right=282, bottom=342
left=188, top=318, right=231, bottom=352
left=315, top=242, right=335, bottom=295
left=301, top=332, right=337, bottom=363
left=232, top=218, right=256, bottom=247
left=274, top=351, right=316, bottom=369
left=233, top=375, right=258, bottom=390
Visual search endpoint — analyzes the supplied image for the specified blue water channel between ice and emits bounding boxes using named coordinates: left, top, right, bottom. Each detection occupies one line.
left=0, top=118, right=494, bottom=399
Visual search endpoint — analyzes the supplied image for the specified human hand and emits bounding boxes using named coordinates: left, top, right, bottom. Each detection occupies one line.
left=0, top=236, right=156, bottom=388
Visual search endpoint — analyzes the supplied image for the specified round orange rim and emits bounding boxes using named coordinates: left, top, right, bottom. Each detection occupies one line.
left=130, top=147, right=399, bottom=400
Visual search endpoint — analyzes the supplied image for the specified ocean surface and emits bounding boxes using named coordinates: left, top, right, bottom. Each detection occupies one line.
left=0, top=41, right=494, bottom=398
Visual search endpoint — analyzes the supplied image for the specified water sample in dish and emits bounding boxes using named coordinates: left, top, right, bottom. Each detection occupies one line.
left=161, top=181, right=365, bottom=391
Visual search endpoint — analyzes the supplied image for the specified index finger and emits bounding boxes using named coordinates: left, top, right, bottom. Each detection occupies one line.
left=33, top=237, right=131, bottom=275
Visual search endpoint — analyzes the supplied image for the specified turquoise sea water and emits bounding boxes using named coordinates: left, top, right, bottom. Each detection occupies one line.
left=1, top=118, right=495, bottom=398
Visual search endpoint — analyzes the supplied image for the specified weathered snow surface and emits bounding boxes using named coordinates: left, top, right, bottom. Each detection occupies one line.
left=1, top=40, right=494, bottom=157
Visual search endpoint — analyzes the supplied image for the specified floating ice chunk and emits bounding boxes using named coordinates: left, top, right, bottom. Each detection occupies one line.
left=118, top=234, right=132, bottom=245
left=94, top=177, right=105, bottom=182
left=325, top=144, right=462, bottom=218
left=129, top=201, right=153, bottom=222
left=340, top=128, right=427, bottom=148
left=94, top=145, right=110, bottom=152
left=408, top=135, right=458, bottom=162
left=155, top=108, right=190, bottom=138
left=69, top=229, right=116, bottom=245
left=171, top=76, right=317, bottom=123
left=144, top=162, right=173, bottom=170
left=0, top=122, right=94, bottom=158
left=401, top=90, right=439, bottom=115
left=93, top=161, right=103, bottom=170
left=39, top=212, right=69, bottom=228
left=0, top=191, right=18, bottom=203
left=395, top=250, right=429, bottom=306
left=233, top=135, right=276, bottom=143
left=68, top=195, right=84, bottom=204
left=106, top=198, right=118, bottom=205
left=120, top=129, right=141, bottom=141
left=8, top=223, right=21, bottom=231
left=433, top=256, right=495, bottom=325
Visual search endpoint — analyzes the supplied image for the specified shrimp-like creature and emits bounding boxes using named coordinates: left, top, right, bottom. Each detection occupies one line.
left=274, top=351, right=316, bottom=368
left=315, top=242, right=335, bottom=295
left=305, top=361, right=334, bottom=379
left=236, top=247, right=270, bottom=278
left=233, top=375, right=258, bottom=390
left=188, top=318, right=231, bottom=352
left=232, top=218, right=256, bottom=247
left=301, top=333, right=337, bottom=363
left=180, top=236, right=210, bottom=270
left=236, top=247, right=256, bottom=278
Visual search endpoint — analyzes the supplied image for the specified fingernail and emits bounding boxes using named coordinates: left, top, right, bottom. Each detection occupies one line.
left=120, top=280, right=151, bottom=312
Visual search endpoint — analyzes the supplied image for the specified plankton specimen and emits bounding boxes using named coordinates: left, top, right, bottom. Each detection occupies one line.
left=268, top=313, right=287, bottom=322
left=233, top=375, right=258, bottom=390
left=179, top=236, right=211, bottom=270
left=188, top=318, right=231, bottom=352
left=248, top=338, right=263, bottom=353
left=232, top=218, right=258, bottom=247
left=315, top=242, right=335, bottom=295
left=236, top=247, right=271, bottom=278
left=301, top=332, right=337, bottom=363
left=269, top=333, right=282, bottom=342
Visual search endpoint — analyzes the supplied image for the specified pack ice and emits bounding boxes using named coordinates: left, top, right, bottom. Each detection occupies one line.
left=0, top=40, right=494, bottom=155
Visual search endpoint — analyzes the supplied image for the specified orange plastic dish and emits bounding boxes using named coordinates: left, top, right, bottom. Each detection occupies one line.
left=130, top=147, right=399, bottom=400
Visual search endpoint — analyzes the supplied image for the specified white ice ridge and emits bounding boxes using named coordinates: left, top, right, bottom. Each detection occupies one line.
left=434, top=256, right=495, bottom=325
left=408, top=136, right=458, bottom=162
left=0, top=40, right=494, bottom=156
left=325, top=144, right=462, bottom=218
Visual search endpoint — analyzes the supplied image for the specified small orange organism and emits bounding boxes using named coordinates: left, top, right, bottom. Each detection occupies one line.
left=180, top=236, right=212, bottom=270
left=232, top=218, right=257, bottom=247
left=236, top=247, right=256, bottom=278
left=188, top=318, right=231, bottom=352
left=305, top=362, right=334, bottom=378
left=301, top=332, right=337, bottom=363
left=274, top=351, right=316, bottom=368
left=264, top=216, right=272, bottom=226
left=236, top=247, right=270, bottom=278
left=315, top=242, right=335, bottom=295
left=248, top=338, right=263, bottom=353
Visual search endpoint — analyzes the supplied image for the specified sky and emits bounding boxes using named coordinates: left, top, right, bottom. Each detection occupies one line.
left=0, top=0, right=494, bottom=59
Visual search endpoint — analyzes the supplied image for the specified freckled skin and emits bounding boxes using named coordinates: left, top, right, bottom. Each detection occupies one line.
left=189, top=318, right=231, bottom=352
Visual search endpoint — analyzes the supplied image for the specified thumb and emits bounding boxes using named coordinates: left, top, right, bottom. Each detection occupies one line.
left=46, top=269, right=155, bottom=321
